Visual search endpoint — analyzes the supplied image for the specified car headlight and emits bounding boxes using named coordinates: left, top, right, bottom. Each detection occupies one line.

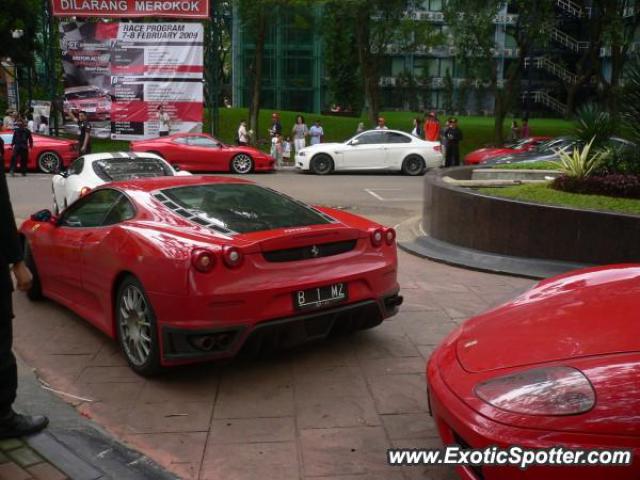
left=475, top=366, right=595, bottom=416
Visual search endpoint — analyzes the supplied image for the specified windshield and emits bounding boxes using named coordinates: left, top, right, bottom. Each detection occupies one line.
left=92, top=157, right=173, bottom=181
left=158, top=184, right=332, bottom=234
left=66, top=90, right=105, bottom=100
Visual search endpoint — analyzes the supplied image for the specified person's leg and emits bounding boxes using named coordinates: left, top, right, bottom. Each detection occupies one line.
left=0, top=293, right=17, bottom=417
left=20, top=150, right=27, bottom=176
left=452, top=145, right=460, bottom=166
left=9, top=150, right=18, bottom=175
left=444, top=147, right=453, bottom=167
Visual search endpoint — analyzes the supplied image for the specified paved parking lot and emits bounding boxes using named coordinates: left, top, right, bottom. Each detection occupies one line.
left=8, top=172, right=532, bottom=479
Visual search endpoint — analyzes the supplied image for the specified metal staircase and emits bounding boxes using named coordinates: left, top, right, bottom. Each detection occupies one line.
left=556, top=0, right=591, bottom=18
left=547, top=27, right=590, bottom=52
left=523, top=91, right=568, bottom=115
left=525, top=56, right=577, bottom=84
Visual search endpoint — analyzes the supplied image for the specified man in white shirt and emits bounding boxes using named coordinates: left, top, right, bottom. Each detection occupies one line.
left=309, top=121, right=324, bottom=145
left=157, top=105, right=171, bottom=137
left=237, top=120, right=248, bottom=145
left=375, top=117, right=388, bottom=130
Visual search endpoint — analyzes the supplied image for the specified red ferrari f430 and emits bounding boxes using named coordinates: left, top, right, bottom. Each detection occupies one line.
left=20, top=177, right=401, bottom=375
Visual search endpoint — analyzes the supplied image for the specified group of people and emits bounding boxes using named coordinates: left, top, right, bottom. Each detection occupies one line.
left=509, top=119, right=531, bottom=142
left=2, top=110, right=48, bottom=136
left=237, top=113, right=325, bottom=166
left=410, top=112, right=464, bottom=167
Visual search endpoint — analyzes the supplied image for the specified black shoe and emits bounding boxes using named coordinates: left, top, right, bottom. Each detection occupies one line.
left=9, top=170, right=15, bottom=177
left=0, top=410, right=49, bottom=438
left=21, top=173, right=26, bottom=177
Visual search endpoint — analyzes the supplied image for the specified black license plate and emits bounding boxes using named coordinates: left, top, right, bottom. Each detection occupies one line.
left=294, top=283, right=347, bottom=310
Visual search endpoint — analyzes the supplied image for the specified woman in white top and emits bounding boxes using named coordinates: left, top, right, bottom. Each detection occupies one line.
left=291, top=115, right=308, bottom=154
left=237, top=120, right=248, bottom=145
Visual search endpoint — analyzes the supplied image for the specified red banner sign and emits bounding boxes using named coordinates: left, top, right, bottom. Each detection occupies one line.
left=51, top=0, right=209, bottom=18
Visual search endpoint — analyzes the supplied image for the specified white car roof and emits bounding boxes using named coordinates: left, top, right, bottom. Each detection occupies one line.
left=80, top=152, right=164, bottom=163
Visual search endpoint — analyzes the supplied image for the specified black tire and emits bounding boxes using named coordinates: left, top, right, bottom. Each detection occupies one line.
left=38, top=151, right=62, bottom=174
left=23, top=241, right=43, bottom=301
left=310, top=154, right=334, bottom=175
left=230, top=153, right=254, bottom=174
left=401, top=155, right=426, bottom=176
left=115, top=275, right=161, bottom=376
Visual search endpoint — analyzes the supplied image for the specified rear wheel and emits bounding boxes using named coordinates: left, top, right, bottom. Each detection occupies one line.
left=116, top=276, right=161, bottom=376
left=230, top=154, right=254, bottom=174
left=401, top=155, right=426, bottom=176
left=23, top=241, right=43, bottom=301
left=38, top=151, right=62, bottom=174
left=310, top=154, right=334, bottom=175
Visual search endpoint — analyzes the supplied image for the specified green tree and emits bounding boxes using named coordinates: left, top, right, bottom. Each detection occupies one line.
left=444, top=0, right=554, bottom=143
left=322, top=1, right=363, bottom=112
left=0, top=0, right=40, bottom=65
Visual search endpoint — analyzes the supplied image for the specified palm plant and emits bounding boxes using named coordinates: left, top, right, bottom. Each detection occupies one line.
left=574, top=103, right=618, bottom=151
left=556, top=137, right=608, bottom=179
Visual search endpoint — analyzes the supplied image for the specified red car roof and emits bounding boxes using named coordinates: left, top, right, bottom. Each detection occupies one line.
left=108, top=175, right=254, bottom=192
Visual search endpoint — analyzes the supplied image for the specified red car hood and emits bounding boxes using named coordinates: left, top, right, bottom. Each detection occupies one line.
left=457, top=265, right=640, bottom=373
left=32, top=134, right=75, bottom=146
left=465, top=147, right=519, bottom=164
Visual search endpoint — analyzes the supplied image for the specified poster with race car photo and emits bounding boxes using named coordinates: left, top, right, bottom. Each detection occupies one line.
left=59, top=21, right=204, bottom=140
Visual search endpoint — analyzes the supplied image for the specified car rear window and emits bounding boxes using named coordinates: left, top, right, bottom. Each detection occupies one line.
left=155, top=184, right=333, bottom=234
left=93, top=157, right=173, bottom=181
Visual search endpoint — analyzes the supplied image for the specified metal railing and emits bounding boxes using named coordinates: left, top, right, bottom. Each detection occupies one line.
left=523, top=90, right=568, bottom=115
left=547, top=27, right=590, bottom=52
left=556, top=0, right=591, bottom=17
left=525, top=56, right=577, bottom=84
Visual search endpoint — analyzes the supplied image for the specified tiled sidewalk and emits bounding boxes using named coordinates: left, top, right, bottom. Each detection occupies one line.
left=0, top=438, right=66, bottom=480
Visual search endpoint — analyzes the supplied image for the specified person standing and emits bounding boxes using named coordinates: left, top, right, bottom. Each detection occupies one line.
left=291, top=115, right=308, bottom=154
left=521, top=119, right=530, bottom=138
left=356, top=122, right=365, bottom=134
left=67, top=110, right=92, bottom=155
left=157, top=105, right=171, bottom=137
left=237, top=120, right=248, bottom=146
left=2, top=111, right=14, bottom=130
left=411, top=117, right=423, bottom=138
left=0, top=166, right=49, bottom=438
left=309, top=120, right=323, bottom=145
left=269, top=113, right=282, bottom=139
left=375, top=117, right=388, bottom=130
left=9, top=120, right=33, bottom=177
left=282, top=136, right=292, bottom=164
left=444, top=118, right=463, bottom=167
left=424, top=112, right=440, bottom=142
left=509, top=120, right=520, bottom=142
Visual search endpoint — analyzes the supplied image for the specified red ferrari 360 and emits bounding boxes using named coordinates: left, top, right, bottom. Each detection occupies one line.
left=130, top=133, right=275, bottom=174
left=20, top=176, right=401, bottom=375
left=427, top=265, right=640, bottom=480
left=2, top=131, right=78, bottom=173
left=463, top=136, right=551, bottom=165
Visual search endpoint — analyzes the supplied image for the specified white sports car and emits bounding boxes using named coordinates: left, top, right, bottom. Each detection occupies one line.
left=295, top=129, right=442, bottom=175
left=52, top=152, right=190, bottom=213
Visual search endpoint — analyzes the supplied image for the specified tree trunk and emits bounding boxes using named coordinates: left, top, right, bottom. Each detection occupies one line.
left=248, top=10, right=266, bottom=146
left=493, top=92, right=505, bottom=145
left=354, top=6, right=380, bottom=126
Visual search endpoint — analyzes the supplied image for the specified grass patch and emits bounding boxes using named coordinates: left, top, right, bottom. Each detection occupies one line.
left=59, top=108, right=574, bottom=156
left=492, top=161, right=559, bottom=170
left=478, top=183, right=640, bottom=215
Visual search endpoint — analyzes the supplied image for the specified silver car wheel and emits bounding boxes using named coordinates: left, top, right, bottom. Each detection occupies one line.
left=118, top=285, right=153, bottom=366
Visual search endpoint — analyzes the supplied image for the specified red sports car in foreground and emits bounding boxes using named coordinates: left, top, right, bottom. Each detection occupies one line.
left=20, top=176, right=401, bottom=375
left=2, top=131, right=78, bottom=173
left=130, top=133, right=275, bottom=174
left=464, top=136, right=551, bottom=165
left=427, top=265, right=640, bottom=480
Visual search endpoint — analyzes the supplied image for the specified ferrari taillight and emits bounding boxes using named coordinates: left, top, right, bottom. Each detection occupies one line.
left=191, top=249, right=216, bottom=273
left=79, top=187, right=92, bottom=197
left=370, top=228, right=384, bottom=247
left=385, top=228, right=396, bottom=245
left=434, top=145, right=442, bottom=153
left=222, top=246, right=244, bottom=269
left=475, top=366, right=595, bottom=416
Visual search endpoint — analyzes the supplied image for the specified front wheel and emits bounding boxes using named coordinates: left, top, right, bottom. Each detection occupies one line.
left=230, top=154, right=254, bottom=174
left=38, top=151, right=62, bottom=174
left=116, top=276, right=161, bottom=376
left=401, top=155, right=426, bottom=176
left=310, top=154, right=334, bottom=175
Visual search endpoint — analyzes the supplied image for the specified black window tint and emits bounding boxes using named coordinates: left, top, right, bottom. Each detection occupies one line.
left=68, top=158, right=84, bottom=175
left=356, top=132, right=386, bottom=145
left=92, top=157, right=173, bottom=181
left=386, top=132, right=411, bottom=144
left=159, top=184, right=332, bottom=234
left=60, top=189, right=122, bottom=228
left=103, top=195, right=135, bottom=226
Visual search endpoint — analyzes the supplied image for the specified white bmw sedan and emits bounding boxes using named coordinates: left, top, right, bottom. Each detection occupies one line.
left=52, top=152, right=190, bottom=213
left=295, top=129, right=442, bottom=175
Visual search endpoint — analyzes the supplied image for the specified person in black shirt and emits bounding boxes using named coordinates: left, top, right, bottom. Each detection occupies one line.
left=0, top=167, right=49, bottom=438
left=444, top=117, right=463, bottom=167
left=67, top=110, right=92, bottom=155
left=9, top=120, right=33, bottom=177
